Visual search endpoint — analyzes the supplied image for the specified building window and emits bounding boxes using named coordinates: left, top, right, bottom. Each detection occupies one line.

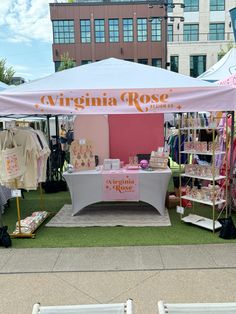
left=52, top=20, right=75, bottom=44
left=80, top=20, right=91, bottom=43
left=209, top=23, right=225, bottom=40
left=210, top=0, right=225, bottom=11
left=184, top=0, right=199, bottom=12
left=124, top=59, right=134, bottom=62
left=137, top=18, right=147, bottom=42
left=55, top=61, right=61, bottom=72
left=81, top=60, right=92, bottom=65
left=152, top=58, right=162, bottom=67
left=109, top=19, right=119, bottom=42
left=190, top=55, right=206, bottom=77
left=168, top=24, right=173, bottom=42
left=94, top=19, right=105, bottom=43
left=151, top=18, right=162, bottom=41
left=170, top=56, right=179, bottom=73
left=138, top=59, right=148, bottom=65
left=183, top=24, right=199, bottom=41
left=167, top=0, right=173, bottom=13
left=123, top=18, right=133, bottom=42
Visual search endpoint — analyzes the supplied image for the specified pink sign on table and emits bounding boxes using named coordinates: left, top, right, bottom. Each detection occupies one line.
left=102, top=171, right=139, bottom=201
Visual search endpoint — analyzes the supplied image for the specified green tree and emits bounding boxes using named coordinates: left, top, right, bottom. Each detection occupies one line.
left=0, top=58, right=15, bottom=84
left=57, top=52, right=75, bottom=71
left=218, top=42, right=236, bottom=60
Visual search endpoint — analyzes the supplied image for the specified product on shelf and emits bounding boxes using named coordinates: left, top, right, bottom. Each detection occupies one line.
left=149, top=151, right=169, bottom=169
left=13, top=211, right=48, bottom=234
left=184, top=141, right=215, bottom=152
left=185, top=184, right=221, bottom=202
left=184, top=164, right=220, bottom=177
left=103, top=159, right=121, bottom=170
left=208, top=141, right=221, bottom=152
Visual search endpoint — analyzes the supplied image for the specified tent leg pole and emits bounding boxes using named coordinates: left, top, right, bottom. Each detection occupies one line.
left=47, top=115, right=52, bottom=181
left=229, top=111, right=235, bottom=216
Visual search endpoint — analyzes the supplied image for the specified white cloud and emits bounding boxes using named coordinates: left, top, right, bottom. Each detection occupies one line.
left=0, top=0, right=52, bottom=43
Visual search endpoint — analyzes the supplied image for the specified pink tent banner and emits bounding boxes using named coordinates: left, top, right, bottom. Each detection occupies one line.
left=102, top=171, right=139, bottom=201
left=0, top=86, right=235, bottom=115
left=0, top=58, right=236, bottom=114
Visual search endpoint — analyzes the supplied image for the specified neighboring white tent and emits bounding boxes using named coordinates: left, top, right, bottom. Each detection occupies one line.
left=0, top=58, right=235, bottom=115
left=198, top=48, right=236, bottom=82
left=0, top=81, right=9, bottom=91
left=218, top=72, right=236, bottom=88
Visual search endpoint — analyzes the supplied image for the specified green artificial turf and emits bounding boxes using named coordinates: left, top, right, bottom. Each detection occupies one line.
left=1, top=188, right=236, bottom=248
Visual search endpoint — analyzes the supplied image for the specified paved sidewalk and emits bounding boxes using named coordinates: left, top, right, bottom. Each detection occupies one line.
left=1, top=244, right=236, bottom=273
left=1, top=244, right=236, bottom=314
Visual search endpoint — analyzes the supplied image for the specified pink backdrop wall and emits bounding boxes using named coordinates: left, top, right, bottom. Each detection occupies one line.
left=109, top=114, right=164, bottom=164
left=74, top=115, right=110, bottom=164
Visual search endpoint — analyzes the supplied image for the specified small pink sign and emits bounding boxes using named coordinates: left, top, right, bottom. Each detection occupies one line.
left=102, top=171, right=139, bottom=201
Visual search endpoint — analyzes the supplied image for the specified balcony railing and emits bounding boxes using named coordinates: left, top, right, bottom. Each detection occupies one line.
left=168, top=32, right=234, bottom=43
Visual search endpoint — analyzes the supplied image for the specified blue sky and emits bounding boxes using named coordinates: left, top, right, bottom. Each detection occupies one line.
left=0, top=0, right=55, bottom=81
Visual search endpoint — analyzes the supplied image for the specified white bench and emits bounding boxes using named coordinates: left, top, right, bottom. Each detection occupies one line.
left=158, top=301, right=236, bottom=314
left=32, top=299, right=132, bottom=314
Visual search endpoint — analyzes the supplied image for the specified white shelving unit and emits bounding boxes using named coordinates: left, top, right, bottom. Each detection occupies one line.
left=181, top=150, right=225, bottom=155
left=181, top=173, right=226, bottom=181
left=181, top=195, right=226, bottom=207
left=178, top=115, right=229, bottom=233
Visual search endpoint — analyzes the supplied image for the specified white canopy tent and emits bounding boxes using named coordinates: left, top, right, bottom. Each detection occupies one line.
left=0, top=81, right=9, bottom=91
left=198, top=48, right=236, bottom=82
left=218, top=72, right=236, bottom=88
left=0, top=58, right=235, bottom=115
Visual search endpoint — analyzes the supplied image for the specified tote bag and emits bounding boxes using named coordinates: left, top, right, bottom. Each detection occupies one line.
left=0, top=131, right=26, bottom=181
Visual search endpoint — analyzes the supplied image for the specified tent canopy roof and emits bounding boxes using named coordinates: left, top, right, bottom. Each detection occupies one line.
left=3, top=58, right=214, bottom=94
left=0, top=81, right=9, bottom=91
left=0, top=58, right=235, bottom=115
left=218, top=72, right=236, bottom=88
left=198, top=48, right=236, bottom=82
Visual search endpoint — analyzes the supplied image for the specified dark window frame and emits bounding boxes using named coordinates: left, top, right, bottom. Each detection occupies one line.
left=52, top=20, right=75, bottom=44
left=151, top=18, right=162, bottom=42
left=123, top=18, right=134, bottom=42
left=183, top=23, right=199, bottom=41
left=184, top=0, right=199, bottom=12
left=170, top=55, right=179, bottom=73
left=80, top=19, right=91, bottom=43
left=190, top=55, right=206, bottom=77
left=210, top=0, right=225, bottom=11
left=137, top=18, right=147, bottom=42
left=94, top=19, right=105, bottom=43
left=109, top=19, right=119, bottom=43
left=209, top=23, right=225, bottom=40
left=168, top=24, right=173, bottom=42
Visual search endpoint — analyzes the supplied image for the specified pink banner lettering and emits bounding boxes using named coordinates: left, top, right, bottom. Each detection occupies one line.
left=102, top=171, right=139, bottom=201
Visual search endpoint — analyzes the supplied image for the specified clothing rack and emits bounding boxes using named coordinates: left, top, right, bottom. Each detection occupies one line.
left=0, top=127, right=50, bottom=238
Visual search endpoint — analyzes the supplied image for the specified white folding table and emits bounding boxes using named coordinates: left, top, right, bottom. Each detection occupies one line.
left=63, top=168, right=171, bottom=216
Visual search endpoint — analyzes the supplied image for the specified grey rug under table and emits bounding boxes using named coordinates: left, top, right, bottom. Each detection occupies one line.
left=46, top=202, right=171, bottom=227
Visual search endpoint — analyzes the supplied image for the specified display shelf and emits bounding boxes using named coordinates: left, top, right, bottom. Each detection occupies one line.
left=178, top=113, right=231, bottom=233
left=180, top=150, right=225, bottom=155
left=10, top=212, right=49, bottom=239
left=179, top=127, right=223, bottom=131
left=181, top=214, right=222, bottom=231
left=181, top=173, right=226, bottom=181
left=181, top=195, right=226, bottom=206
